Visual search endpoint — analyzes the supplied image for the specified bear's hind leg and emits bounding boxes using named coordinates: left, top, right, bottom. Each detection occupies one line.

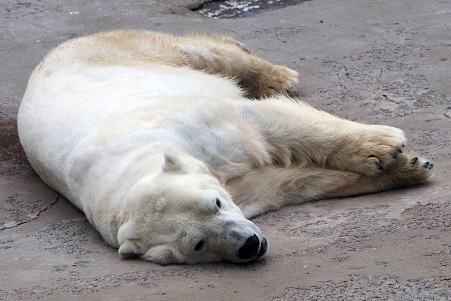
left=177, top=33, right=299, bottom=98
left=227, top=157, right=433, bottom=219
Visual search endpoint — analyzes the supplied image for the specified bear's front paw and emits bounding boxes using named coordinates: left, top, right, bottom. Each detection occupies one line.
left=347, top=125, right=408, bottom=177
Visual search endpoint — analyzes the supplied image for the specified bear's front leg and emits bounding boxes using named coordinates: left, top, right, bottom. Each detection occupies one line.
left=250, top=99, right=433, bottom=185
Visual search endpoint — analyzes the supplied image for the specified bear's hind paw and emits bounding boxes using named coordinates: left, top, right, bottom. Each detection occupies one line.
left=384, top=152, right=434, bottom=186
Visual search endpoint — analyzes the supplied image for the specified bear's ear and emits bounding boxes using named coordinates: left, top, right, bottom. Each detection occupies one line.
left=118, top=240, right=142, bottom=258
left=162, top=149, right=185, bottom=174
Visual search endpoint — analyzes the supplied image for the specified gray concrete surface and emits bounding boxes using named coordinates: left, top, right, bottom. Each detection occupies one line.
left=1, top=0, right=450, bottom=300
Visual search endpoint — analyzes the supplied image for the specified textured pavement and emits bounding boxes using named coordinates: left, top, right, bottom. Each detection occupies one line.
left=1, top=0, right=450, bottom=300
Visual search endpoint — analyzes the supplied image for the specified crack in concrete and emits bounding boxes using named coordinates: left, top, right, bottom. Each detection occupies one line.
left=0, top=197, right=59, bottom=230
left=0, top=110, right=10, bottom=118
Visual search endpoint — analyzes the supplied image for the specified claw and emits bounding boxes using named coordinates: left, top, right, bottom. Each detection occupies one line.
left=410, top=157, right=418, bottom=164
left=422, top=162, right=434, bottom=170
left=375, top=161, right=384, bottom=170
left=402, top=144, right=405, bottom=147
left=397, top=147, right=403, bottom=153
left=390, top=153, right=398, bottom=159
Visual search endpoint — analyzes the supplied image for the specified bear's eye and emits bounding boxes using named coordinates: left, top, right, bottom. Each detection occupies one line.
left=194, top=240, right=205, bottom=251
left=215, top=198, right=222, bottom=209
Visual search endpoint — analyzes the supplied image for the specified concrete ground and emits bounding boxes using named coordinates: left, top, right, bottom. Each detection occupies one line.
left=1, top=0, right=450, bottom=300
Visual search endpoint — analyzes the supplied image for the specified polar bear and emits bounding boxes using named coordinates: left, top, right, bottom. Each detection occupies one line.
left=18, top=30, right=433, bottom=264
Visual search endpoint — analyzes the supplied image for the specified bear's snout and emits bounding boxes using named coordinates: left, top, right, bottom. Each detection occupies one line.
left=237, top=235, right=267, bottom=260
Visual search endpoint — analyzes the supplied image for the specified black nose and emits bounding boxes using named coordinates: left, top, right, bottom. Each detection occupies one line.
left=237, top=235, right=261, bottom=260
left=258, top=237, right=268, bottom=258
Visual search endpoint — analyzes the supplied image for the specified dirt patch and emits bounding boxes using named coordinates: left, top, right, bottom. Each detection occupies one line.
left=271, top=274, right=451, bottom=300
left=0, top=0, right=47, bottom=19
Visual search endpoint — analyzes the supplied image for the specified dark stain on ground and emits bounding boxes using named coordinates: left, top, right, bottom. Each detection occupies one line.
left=0, top=115, right=32, bottom=175
left=191, top=0, right=311, bottom=19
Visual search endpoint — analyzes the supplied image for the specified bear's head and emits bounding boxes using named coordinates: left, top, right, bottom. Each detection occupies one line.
left=117, top=150, right=267, bottom=264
